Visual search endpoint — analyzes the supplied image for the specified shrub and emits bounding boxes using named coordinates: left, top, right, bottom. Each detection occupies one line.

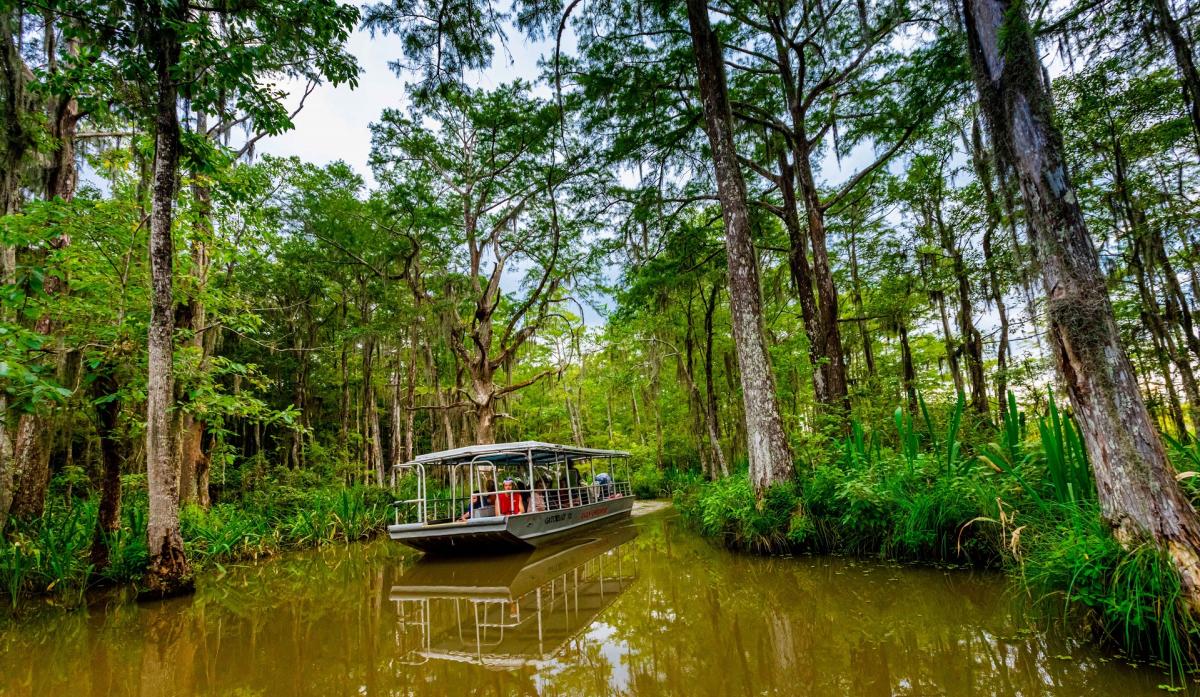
left=1019, top=504, right=1200, bottom=682
left=674, top=476, right=804, bottom=552
left=1, top=484, right=392, bottom=611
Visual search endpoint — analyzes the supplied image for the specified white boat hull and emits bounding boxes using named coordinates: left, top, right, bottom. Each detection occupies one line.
left=388, top=495, right=635, bottom=554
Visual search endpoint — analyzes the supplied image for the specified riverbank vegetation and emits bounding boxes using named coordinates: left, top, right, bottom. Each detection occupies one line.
left=6, top=0, right=1200, bottom=683
left=1, top=482, right=391, bottom=611
left=673, top=394, right=1200, bottom=677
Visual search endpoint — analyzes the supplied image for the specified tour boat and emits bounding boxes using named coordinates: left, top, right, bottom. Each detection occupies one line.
left=389, top=523, right=639, bottom=667
left=388, top=441, right=634, bottom=554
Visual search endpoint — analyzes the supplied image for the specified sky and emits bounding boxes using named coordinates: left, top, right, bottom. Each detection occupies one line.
left=258, top=23, right=553, bottom=188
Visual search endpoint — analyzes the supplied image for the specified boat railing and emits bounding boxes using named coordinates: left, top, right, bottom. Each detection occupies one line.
left=393, top=495, right=463, bottom=525
left=392, top=480, right=633, bottom=526
left=391, top=463, right=428, bottom=524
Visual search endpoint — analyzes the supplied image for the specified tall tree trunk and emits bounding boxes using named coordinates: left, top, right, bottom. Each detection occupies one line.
left=421, top=340, right=455, bottom=450
left=390, top=351, right=403, bottom=467
left=723, top=350, right=746, bottom=455
left=338, top=310, right=350, bottom=456
left=972, top=117, right=1011, bottom=420
left=11, top=19, right=83, bottom=521
left=1152, top=0, right=1200, bottom=156
left=703, top=282, right=729, bottom=476
left=566, top=395, right=584, bottom=447
left=955, top=261, right=987, bottom=414
left=767, top=28, right=848, bottom=414
left=141, top=2, right=191, bottom=596
left=404, top=327, right=417, bottom=461
left=1107, top=123, right=1200, bottom=437
left=935, top=193, right=988, bottom=414
left=177, top=106, right=214, bottom=506
left=798, top=155, right=850, bottom=416
left=472, top=378, right=496, bottom=446
left=1165, top=316, right=1200, bottom=437
left=362, top=333, right=384, bottom=484
left=1152, top=319, right=1189, bottom=439
left=776, top=151, right=826, bottom=402
left=686, top=0, right=794, bottom=494
left=848, top=227, right=876, bottom=378
left=678, top=316, right=730, bottom=478
left=965, top=0, right=1200, bottom=612
left=898, top=322, right=918, bottom=414
left=630, top=385, right=643, bottom=445
left=1151, top=228, right=1200, bottom=364
left=935, top=291, right=964, bottom=394
left=0, top=7, right=34, bottom=530
left=1133, top=233, right=1191, bottom=439
left=90, top=373, right=124, bottom=570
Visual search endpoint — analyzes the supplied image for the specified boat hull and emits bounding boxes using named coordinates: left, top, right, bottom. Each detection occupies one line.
left=388, top=495, right=634, bottom=554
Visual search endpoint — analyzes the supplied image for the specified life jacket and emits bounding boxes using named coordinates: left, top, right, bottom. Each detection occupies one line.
left=497, top=491, right=521, bottom=515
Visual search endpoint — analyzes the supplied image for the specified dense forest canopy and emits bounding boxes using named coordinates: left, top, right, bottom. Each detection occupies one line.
left=5, top=0, right=1200, bottom=628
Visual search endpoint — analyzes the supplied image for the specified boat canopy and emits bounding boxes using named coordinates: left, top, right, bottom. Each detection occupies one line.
left=395, top=441, right=630, bottom=469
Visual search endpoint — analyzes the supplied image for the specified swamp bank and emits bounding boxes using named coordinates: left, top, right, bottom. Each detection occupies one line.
left=673, top=396, right=1200, bottom=687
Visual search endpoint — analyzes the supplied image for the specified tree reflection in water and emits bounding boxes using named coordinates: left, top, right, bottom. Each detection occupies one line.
left=0, top=510, right=1188, bottom=696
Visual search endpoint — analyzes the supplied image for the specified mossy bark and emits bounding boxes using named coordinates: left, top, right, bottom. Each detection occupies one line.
left=0, top=7, right=35, bottom=531
left=686, top=0, right=794, bottom=495
left=965, top=0, right=1200, bottom=613
left=139, top=0, right=192, bottom=597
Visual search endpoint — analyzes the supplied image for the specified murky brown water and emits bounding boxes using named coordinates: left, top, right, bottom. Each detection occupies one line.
left=0, top=508, right=1189, bottom=696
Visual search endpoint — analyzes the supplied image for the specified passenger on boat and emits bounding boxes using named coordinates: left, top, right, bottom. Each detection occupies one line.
left=496, top=478, right=526, bottom=516
left=595, top=472, right=612, bottom=498
left=567, top=464, right=588, bottom=505
left=531, top=476, right=551, bottom=511
left=514, top=477, right=531, bottom=511
left=459, top=478, right=496, bottom=521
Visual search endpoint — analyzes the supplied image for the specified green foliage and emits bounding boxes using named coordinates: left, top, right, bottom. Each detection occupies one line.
left=631, top=461, right=702, bottom=499
left=941, top=392, right=967, bottom=476
left=979, top=391, right=1094, bottom=508
left=1037, top=393, right=1096, bottom=505
left=1020, top=504, right=1200, bottom=683
left=4, top=0, right=1200, bottom=684
left=0, top=484, right=390, bottom=610
left=678, top=392, right=1196, bottom=678
left=894, top=407, right=920, bottom=470
left=839, top=418, right=878, bottom=470
left=673, top=477, right=806, bottom=553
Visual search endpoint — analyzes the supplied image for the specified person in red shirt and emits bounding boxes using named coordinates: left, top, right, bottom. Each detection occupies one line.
left=496, top=478, right=526, bottom=516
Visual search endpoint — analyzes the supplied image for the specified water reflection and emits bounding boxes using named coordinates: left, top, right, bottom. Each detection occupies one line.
left=390, top=525, right=638, bottom=669
left=0, top=510, right=1192, bottom=696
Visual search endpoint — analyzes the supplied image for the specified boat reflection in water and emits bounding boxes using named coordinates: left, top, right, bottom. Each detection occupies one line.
left=389, top=522, right=638, bottom=668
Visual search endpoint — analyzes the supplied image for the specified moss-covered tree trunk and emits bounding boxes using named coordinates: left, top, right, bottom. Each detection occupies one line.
left=10, top=18, right=82, bottom=522
left=965, top=0, right=1200, bottom=611
left=141, top=0, right=192, bottom=596
left=703, top=281, right=729, bottom=477
left=0, top=7, right=34, bottom=530
left=686, top=0, right=794, bottom=494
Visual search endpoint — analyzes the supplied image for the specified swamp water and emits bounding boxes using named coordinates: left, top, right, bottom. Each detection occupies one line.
left=0, top=508, right=1187, bottom=696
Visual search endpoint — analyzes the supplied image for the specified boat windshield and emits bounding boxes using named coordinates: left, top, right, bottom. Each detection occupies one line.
left=390, top=442, right=632, bottom=526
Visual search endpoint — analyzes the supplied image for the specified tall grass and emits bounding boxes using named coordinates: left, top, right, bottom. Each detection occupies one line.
left=1019, top=503, right=1200, bottom=683
left=894, top=406, right=920, bottom=471
left=1037, top=393, right=1095, bottom=504
left=1, top=485, right=392, bottom=611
